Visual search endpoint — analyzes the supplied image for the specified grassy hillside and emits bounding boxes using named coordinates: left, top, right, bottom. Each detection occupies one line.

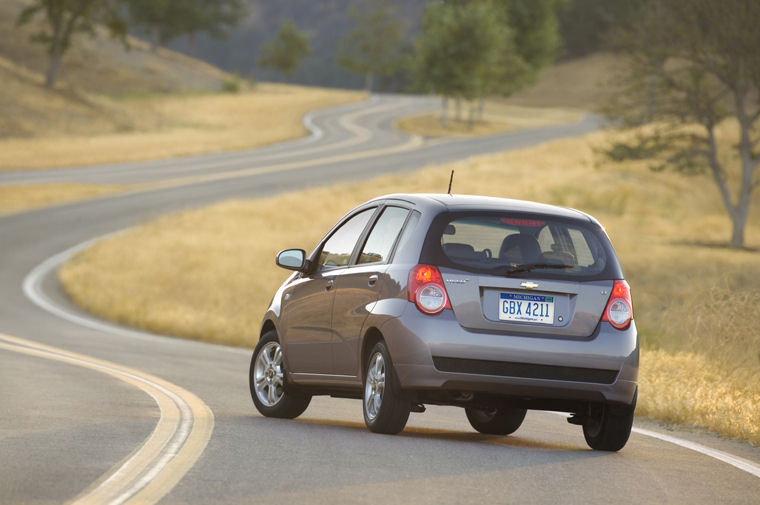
left=0, top=0, right=232, bottom=139
left=0, top=1, right=228, bottom=96
left=507, top=53, right=620, bottom=109
left=0, top=0, right=364, bottom=174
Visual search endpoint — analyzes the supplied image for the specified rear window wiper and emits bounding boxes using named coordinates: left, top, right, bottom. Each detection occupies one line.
left=503, top=263, right=574, bottom=275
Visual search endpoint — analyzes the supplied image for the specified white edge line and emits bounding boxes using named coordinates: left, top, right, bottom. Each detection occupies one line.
left=290, top=94, right=377, bottom=148
left=302, top=113, right=322, bottom=143
left=22, top=232, right=249, bottom=355
left=631, top=427, right=760, bottom=479
left=19, top=237, right=218, bottom=504
left=303, top=93, right=379, bottom=142
left=19, top=96, right=402, bottom=354
left=549, top=412, right=760, bottom=479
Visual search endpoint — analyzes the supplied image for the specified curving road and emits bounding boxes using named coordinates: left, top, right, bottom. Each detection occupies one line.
left=1, top=94, right=759, bottom=505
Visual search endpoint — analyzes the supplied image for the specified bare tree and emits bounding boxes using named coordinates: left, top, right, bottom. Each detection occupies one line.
left=605, top=0, right=760, bottom=248
left=16, top=0, right=127, bottom=88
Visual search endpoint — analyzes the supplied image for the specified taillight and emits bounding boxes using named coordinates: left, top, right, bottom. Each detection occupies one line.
left=601, top=280, right=633, bottom=330
left=408, top=264, right=451, bottom=315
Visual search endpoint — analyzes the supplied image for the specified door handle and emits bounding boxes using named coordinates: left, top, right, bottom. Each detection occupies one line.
left=368, top=274, right=378, bottom=286
left=325, top=279, right=335, bottom=291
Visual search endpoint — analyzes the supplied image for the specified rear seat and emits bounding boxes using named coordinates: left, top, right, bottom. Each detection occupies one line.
left=443, top=243, right=486, bottom=261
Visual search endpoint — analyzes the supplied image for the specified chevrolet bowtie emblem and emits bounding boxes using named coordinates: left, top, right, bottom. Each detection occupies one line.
left=520, top=281, right=539, bottom=289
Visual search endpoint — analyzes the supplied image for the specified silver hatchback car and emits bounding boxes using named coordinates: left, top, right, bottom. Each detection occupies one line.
left=249, top=194, right=638, bottom=451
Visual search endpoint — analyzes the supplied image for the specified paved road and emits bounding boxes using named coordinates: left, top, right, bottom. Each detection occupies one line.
left=1, top=95, right=759, bottom=505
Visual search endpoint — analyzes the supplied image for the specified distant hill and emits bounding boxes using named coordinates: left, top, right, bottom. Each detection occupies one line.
left=167, top=0, right=428, bottom=90
left=164, top=0, right=618, bottom=92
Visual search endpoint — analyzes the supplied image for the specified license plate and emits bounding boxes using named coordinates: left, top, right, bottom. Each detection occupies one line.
left=499, top=292, right=554, bottom=324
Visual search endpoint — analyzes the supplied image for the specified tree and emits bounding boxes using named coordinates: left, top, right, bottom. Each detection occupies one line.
left=556, top=0, right=644, bottom=59
left=502, top=0, right=561, bottom=85
left=128, top=0, right=186, bottom=52
left=413, top=0, right=533, bottom=127
left=15, top=0, right=127, bottom=88
left=127, top=0, right=248, bottom=54
left=178, top=0, right=248, bottom=55
left=604, top=0, right=760, bottom=248
left=258, top=21, right=312, bottom=79
left=337, top=0, right=405, bottom=92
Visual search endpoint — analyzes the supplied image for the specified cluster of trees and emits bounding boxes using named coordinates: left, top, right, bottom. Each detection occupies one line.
left=258, top=0, right=408, bottom=88
left=335, top=0, right=561, bottom=125
left=414, top=0, right=559, bottom=126
left=261, top=0, right=561, bottom=126
left=16, top=0, right=247, bottom=88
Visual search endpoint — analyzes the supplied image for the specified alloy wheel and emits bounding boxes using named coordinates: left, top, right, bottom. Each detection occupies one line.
left=253, top=341, right=285, bottom=407
left=364, top=352, right=386, bottom=421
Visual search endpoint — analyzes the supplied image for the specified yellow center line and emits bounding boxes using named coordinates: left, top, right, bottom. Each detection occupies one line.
left=126, top=132, right=425, bottom=196
left=0, top=109, right=430, bottom=217
left=133, top=97, right=412, bottom=177
left=0, top=333, right=213, bottom=505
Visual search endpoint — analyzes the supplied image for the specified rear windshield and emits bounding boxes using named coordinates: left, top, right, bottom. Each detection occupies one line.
left=422, top=212, right=621, bottom=280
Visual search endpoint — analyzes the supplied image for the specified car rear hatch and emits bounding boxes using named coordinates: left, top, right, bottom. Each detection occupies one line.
left=423, top=210, right=623, bottom=339
left=442, top=270, right=612, bottom=338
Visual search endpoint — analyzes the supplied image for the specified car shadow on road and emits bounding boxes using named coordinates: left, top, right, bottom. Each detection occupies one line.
left=292, top=417, right=588, bottom=452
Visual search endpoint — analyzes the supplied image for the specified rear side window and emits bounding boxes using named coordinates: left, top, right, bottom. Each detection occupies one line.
left=435, top=214, right=612, bottom=278
left=358, top=206, right=409, bottom=264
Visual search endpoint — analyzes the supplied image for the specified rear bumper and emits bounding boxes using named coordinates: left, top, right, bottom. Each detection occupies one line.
left=380, top=305, right=639, bottom=406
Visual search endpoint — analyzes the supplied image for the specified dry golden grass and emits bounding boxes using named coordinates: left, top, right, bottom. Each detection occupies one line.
left=0, top=84, right=365, bottom=171
left=508, top=53, right=621, bottom=109
left=59, top=126, right=760, bottom=444
left=639, top=349, right=760, bottom=443
left=396, top=103, right=583, bottom=137
left=0, top=183, right=133, bottom=215
left=0, top=57, right=124, bottom=138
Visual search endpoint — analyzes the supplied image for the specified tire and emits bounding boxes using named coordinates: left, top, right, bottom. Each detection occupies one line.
left=465, top=406, right=527, bottom=435
left=362, top=341, right=411, bottom=434
left=583, top=391, right=637, bottom=451
left=249, top=330, right=311, bottom=419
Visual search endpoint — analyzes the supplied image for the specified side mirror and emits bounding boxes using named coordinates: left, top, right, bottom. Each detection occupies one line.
left=276, top=249, right=306, bottom=271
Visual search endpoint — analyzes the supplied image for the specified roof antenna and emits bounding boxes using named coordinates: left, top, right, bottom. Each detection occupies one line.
left=447, top=170, right=454, bottom=195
